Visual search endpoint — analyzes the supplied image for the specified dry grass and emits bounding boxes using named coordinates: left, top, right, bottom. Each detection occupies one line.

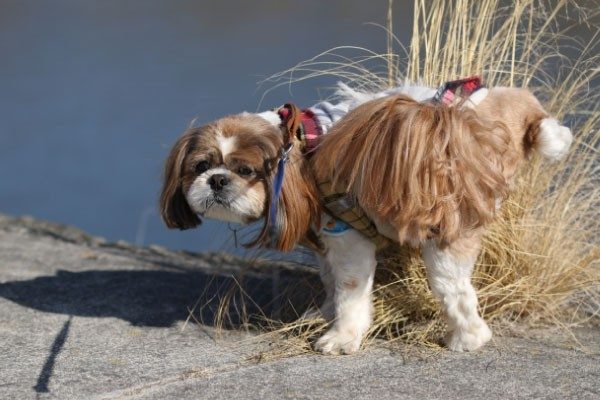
left=207, top=0, right=600, bottom=351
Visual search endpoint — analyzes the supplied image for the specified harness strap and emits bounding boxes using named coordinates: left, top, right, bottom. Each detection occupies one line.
left=318, top=180, right=390, bottom=250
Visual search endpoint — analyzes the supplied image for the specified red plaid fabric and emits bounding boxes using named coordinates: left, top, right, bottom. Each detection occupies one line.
left=277, top=106, right=323, bottom=156
left=433, top=76, right=484, bottom=105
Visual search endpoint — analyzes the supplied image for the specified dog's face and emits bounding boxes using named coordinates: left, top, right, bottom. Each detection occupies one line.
left=160, top=114, right=283, bottom=229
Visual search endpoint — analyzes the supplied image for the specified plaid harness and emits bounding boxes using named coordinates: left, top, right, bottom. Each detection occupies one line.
left=433, top=76, right=484, bottom=105
left=276, top=104, right=390, bottom=250
left=318, top=180, right=390, bottom=250
left=275, top=76, right=483, bottom=251
left=277, top=106, right=322, bottom=156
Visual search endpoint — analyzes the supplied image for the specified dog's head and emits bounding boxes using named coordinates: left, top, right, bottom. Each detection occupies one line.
left=160, top=113, right=281, bottom=229
left=159, top=111, right=320, bottom=251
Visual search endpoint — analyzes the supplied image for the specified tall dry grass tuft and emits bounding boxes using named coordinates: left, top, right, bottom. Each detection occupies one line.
left=212, top=0, right=599, bottom=350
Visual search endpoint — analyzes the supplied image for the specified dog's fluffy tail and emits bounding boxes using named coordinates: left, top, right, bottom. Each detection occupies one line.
left=528, top=117, right=573, bottom=161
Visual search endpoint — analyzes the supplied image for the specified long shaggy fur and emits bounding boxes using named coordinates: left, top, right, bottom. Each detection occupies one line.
left=160, top=114, right=321, bottom=253
left=312, top=94, right=516, bottom=246
left=251, top=145, right=322, bottom=251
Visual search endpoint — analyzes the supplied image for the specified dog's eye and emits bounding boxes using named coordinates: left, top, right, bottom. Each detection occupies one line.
left=195, top=160, right=210, bottom=174
left=237, top=165, right=253, bottom=176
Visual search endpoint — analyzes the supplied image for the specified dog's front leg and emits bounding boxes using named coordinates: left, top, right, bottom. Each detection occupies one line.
left=422, top=236, right=492, bottom=351
left=315, top=230, right=376, bottom=355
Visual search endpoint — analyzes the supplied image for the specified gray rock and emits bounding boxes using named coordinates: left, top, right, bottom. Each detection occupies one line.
left=0, top=214, right=598, bottom=399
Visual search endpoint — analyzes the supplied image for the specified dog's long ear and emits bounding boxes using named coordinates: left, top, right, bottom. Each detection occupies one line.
left=275, top=149, right=321, bottom=251
left=159, top=131, right=201, bottom=229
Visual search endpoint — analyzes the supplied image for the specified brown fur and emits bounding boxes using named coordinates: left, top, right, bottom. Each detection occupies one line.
left=160, top=129, right=202, bottom=230
left=270, top=147, right=322, bottom=251
left=312, top=90, right=547, bottom=246
left=162, top=87, right=553, bottom=254
left=159, top=114, right=321, bottom=252
left=474, top=88, right=549, bottom=180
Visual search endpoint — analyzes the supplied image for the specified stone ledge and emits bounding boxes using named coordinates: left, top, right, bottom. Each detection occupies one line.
left=0, top=214, right=598, bottom=400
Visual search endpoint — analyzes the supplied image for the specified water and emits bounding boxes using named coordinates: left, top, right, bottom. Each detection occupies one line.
left=2, top=1, right=594, bottom=254
left=0, top=0, right=412, bottom=252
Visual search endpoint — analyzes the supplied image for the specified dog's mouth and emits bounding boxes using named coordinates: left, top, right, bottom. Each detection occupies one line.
left=204, top=194, right=231, bottom=210
left=198, top=193, right=257, bottom=224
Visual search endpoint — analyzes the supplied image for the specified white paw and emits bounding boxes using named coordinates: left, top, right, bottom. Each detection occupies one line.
left=445, top=320, right=492, bottom=352
left=314, top=328, right=363, bottom=355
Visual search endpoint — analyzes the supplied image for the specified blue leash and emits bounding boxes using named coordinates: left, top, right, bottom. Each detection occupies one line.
left=268, top=143, right=293, bottom=238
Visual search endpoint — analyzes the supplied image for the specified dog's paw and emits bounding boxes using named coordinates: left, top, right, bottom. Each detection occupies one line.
left=314, top=328, right=363, bottom=355
left=445, top=320, right=492, bottom=352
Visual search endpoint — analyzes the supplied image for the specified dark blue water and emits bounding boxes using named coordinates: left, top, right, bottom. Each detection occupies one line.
left=0, top=0, right=412, bottom=252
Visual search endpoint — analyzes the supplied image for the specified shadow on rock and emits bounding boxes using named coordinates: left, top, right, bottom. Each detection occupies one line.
left=0, top=267, right=322, bottom=328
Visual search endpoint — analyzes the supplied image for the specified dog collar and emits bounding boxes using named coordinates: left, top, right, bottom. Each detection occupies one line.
left=277, top=105, right=323, bottom=156
left=433, top=76, right=485, bottom=105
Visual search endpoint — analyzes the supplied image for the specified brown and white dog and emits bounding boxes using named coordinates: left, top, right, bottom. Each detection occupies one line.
left=160, top=81, right=572, bottom=354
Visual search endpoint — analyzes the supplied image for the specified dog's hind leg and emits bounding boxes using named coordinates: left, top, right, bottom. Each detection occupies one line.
left=314, top=230, right=377, bottom=355
left=422, top=234, right=492, bottom=352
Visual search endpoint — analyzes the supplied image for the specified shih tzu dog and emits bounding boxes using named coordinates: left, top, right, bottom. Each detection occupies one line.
left=160, top=78, right=572, bottom=354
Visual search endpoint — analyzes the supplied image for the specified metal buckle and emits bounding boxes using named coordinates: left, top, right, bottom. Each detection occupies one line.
left=280, top=142, right=294, bottom=162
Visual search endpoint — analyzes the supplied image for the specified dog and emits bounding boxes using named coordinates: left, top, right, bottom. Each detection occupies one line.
left=160, top=79, right=572, bottom=354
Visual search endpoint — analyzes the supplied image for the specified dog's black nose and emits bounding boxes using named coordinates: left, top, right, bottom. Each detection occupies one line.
left=208, top=174, right=229, bottom=191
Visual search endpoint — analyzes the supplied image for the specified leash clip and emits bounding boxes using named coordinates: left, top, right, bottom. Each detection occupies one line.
left=280, top=142, right=294, bottom=162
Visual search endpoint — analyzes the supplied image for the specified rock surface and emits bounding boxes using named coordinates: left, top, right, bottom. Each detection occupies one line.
left=0, top=214, right=598, bottom=399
